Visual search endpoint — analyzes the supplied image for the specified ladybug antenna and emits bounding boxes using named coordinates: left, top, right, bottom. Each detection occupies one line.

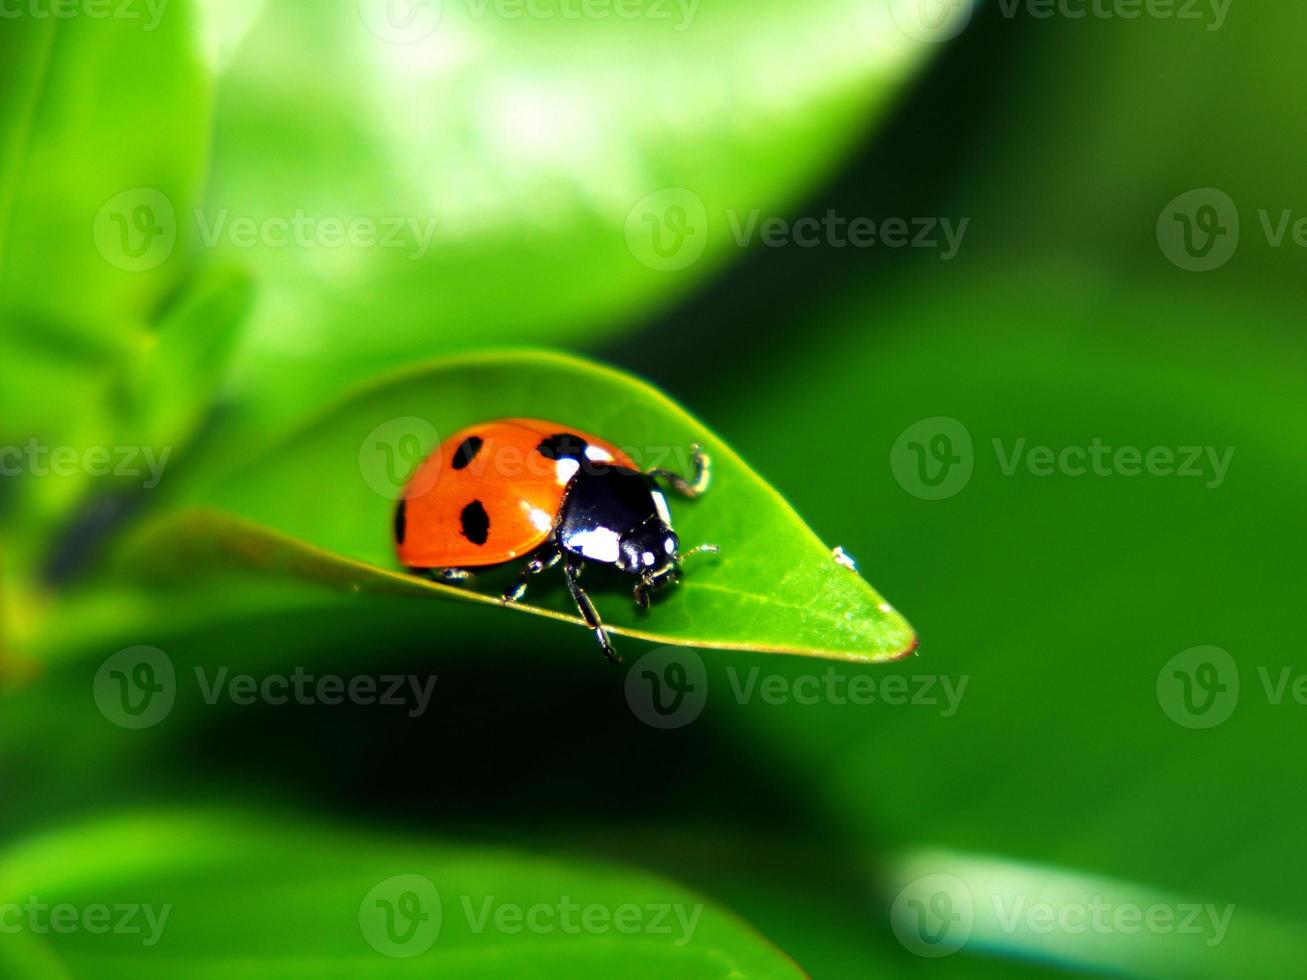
left=676, top=543, right=720, bottom=564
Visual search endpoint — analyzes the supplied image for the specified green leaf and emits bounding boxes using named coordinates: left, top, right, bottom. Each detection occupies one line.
left=122, top=264, right=254, bottom=457
left=0, top=0, right=216, bottom=598
left=885, top=849, right=1307, bottom=979
left=197, top=0, right=940, bottom=447
left=0, top=810, right=802, bottom=978
left=0, top=2, right=211, bottom=346
left=687, top=263, right=1307, bottom=925
left=119, top=351, right=914, bottom=662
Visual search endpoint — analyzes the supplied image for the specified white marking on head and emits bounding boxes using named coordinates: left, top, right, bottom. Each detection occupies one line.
left=665, top=538, right=676, bottom=554
left=642, top=551, right=656, bottom=567
left=584, top=445, right=613, bottom=462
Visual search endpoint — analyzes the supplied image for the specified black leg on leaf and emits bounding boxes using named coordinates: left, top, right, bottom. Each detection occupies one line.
left=633, top=578, right=651, bottom=611
left=502, top=546, right=562, bottom=603
left=564, top=557, right=619, bottom=663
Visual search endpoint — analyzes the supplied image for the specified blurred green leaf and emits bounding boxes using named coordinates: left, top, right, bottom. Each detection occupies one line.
left=960, top=5, right=1307, bottom=298
left=0, top=1, right=211, bottom=347
left=886, top=849, right=1307, bottom=979
left=0, top=0, right=215, bottom=618
left=0, top=810, right=802, bottom=978
left=118, top=351, right=914, bottom=662
left=688, top=263, right=1307, bottom=920
left=123, top=265, right=254, bottom=456
left=197, top=0, right=940, bottom=453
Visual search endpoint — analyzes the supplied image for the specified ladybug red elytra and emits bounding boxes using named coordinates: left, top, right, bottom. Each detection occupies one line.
left=394, top=418, right=716, bottom=661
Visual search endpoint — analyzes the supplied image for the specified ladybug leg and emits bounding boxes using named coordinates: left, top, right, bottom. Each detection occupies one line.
left=648, top=443, right=711, bottom=498
left=633, top=570, right=662, bottom=611
left=563, top=557, right=619, bottom=663
left=633, top=578, right=651, bottom=611
left=502, top=547, right=562, bottom=604
left=420, top=568, right=474, bottom=584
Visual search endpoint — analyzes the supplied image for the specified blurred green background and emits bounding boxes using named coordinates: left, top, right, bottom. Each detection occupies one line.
left=3, top=0, right=1305, bottom=976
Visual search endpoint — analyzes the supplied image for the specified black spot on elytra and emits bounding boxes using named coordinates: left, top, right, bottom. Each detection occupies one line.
left=393, top=499, right=407, bottom=544
left=452, top=435, right=483, bottom=470
left=537, top=432, right=588, bottom=461
left=460, top=500, right=490, bottom=545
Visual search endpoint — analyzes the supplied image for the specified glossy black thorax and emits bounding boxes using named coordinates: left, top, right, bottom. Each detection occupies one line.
left=555, top=465, right=678, bottom=575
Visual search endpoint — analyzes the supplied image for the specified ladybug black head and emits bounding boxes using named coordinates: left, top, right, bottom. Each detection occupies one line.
left=616, top=518, right=679, bottom=579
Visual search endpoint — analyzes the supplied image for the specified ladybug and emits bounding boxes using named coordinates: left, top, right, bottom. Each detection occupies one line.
left=394, top=418, right=717, bottom=661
